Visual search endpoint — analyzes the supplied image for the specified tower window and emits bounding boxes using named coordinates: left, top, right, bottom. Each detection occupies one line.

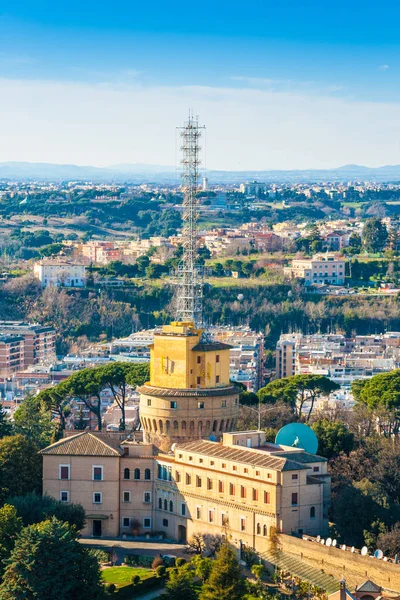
left=198, top=401, right=204, bottom=409
left=197, top=377, right=201, bottom=385
left=197, top=356, right=201, bottom=364
left=216, top=355, right=220, bottom=363
left=170, top=401, right=177, bottom=409
left=216, top=376, right=220, bottom=383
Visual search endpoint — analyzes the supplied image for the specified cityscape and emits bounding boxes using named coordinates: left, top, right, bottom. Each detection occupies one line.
left=2, top=2, right=400, bottom=600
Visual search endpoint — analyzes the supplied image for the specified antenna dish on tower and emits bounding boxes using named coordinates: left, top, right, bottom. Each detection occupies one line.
left=316, top=535, right=321, bottom=543
left=341, top=544, right=347, bottom=551
left=275, top=423, right=318, bottom=454
left=332, top=539, right=337, bottom=547
left=374, top=549, right=384, bottom=560
left=326, top=538, right=332, bottom=547
left=361, top=546, right=368, bottom=556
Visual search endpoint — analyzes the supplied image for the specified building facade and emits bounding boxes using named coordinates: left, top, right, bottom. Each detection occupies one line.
left=284, top=253, right=346, bottom=286
left=41, top=430, right=330, bottom=545
left=34, top=261, right=86, bottom=288
left=138, top=321, right=240, bottom=451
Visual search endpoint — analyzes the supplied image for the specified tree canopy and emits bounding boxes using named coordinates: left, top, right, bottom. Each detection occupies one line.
left=199, top=543, right=245, bottom=600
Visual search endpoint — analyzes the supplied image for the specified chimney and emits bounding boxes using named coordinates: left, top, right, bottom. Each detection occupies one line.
left=340, top=579, right=347, bottom=600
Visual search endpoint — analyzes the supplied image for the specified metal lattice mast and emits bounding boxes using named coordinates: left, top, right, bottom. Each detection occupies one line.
left=175, top=113, right=205, bottom=327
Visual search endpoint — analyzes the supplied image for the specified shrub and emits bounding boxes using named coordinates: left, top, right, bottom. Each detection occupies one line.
left=156, top=565, right=166, bottom=577
left=88, top=548, right=110, bottom=564
left=106, top=582, right=116, bottom=594
left=152, top=556, right=164, bottom=570
left=124, top=554, right=153, bottom=567
left=131, top=574, right=141, bottom=585
left=175, top=558, right=186, bottom=567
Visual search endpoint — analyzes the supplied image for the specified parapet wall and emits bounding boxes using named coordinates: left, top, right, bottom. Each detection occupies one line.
left=278, top=534, right=400, bottom=593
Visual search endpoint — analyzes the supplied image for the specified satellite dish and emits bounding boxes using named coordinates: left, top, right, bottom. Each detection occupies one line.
left=326, top=538, right=332, bottom=547
left=341, top=545, right=347, bottom=551
left=383, top=557, right=388, bottom=562
left=171, top=443, right=177, bottom=452
left=351, top=546, right=355, bottom=553
left=374, top=549, right=384, bottom=560
left=275, top=423, right=318, bottom=454
left=321, top=539, right=325, bottom=545
left=361, top=546, right=368, bottom=556
left=316, top=535, right=321, bottom=543
left=332, top=540, right=337, bottom=547
left=209, top=434, right=217, bottom=442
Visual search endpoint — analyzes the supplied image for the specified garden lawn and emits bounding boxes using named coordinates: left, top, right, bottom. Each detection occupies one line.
left=101, top=566, right=153, bottom=588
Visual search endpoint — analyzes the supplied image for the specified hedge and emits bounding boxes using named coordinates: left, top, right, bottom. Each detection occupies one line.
left=114, top=575, right=163, bottom=598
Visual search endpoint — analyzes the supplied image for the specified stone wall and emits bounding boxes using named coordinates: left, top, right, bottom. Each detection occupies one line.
left=277, top=534, right=400, bottom=593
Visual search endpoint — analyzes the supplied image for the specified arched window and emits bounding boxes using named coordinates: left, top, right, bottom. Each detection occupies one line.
left=152, top=419, right=157, bottom=432
left=159, top=420, right=163, bottom=434
left=145, top=468, right=151, bottom=480
left=256, top=523, right=261, bottom=535
left=169, top=500, right=173, bottom=512
left=166, top=420, right=170, bottom=433
left=123, top=468, right=130, bottom=480
left=310, top=506, right=316, bottom=519
left=158, top=498, right=162, bottom=509
left=173, top=421, right=179, bottom=431
left=189, top=421, right=194, bottom=431
left=164, top=499, right=168, bottom=511
left=181, top=421, right=187, bottom=431
left=212, top=420, right=218, bottom=432
left=134, top=468, right=140, bottom=480
left=219, top=420, right=225, bottom=432
left=263, top=525, right=267, bottom=536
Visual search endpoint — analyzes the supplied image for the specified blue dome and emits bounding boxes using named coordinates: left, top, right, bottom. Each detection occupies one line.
left=275, top=423, right=318, bottom=454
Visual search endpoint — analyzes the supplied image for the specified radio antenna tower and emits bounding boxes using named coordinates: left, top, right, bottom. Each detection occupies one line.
left=175, top=112, right=205, bottom=327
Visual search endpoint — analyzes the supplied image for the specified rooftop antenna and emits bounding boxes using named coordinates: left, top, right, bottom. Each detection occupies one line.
left=175, top=112, right=206, bottom=327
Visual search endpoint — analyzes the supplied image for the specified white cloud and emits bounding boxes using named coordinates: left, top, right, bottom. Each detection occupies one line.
left=0, top=77, right=399, bottom=170
left=379, top=64, right=390, bottom=70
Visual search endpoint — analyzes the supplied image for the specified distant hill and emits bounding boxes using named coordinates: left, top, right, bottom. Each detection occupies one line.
left=1, top=161, right=400, bottom=183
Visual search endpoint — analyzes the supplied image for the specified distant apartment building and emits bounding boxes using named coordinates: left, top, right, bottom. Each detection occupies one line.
left=323, top=231, right=349, bottom=251
left=284, top=253, right=346, bottom=286
left=81, top=241, right=116, bottom=264
left=0, top=322, right=56, bottom=376
left=34, top=261, right=86, bottom=288
left=239, top=181, right=267, bottom=196
left=275, top=332, right=400, bottom=386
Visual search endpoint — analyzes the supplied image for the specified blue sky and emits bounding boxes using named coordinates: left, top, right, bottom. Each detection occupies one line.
left=1, top=1, right=400, bottom=169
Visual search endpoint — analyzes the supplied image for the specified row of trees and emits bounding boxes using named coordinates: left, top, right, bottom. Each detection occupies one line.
left=38, top=362, right=149, bottom=432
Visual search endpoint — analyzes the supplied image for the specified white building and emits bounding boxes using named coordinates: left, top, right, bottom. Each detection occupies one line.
left=34, top=261, right=86, bottom=288
left=284, top=253, right=346, bottom=286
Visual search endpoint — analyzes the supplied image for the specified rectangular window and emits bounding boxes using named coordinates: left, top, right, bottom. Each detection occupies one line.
left=197, top=377, right=201, bottom=385
left=222, top=463, right=226, bottom=469
left=229, top=483, right=235, bottom=495
left=241, top=486, right=246, bottom=499
left=197, top=356, right=201, bottom=364
left=313, top=466, right=320, bottom=472
left=181, top=503, right=186, bottom=516
left=123, top=491, right=131, bottom=503
left=93, top=492, right=102, bottom=504
left=92, top=466, right=103, bottom=481
left=186, top=474, right=191, bottom=485
left=264, top=491, right=271, bottom=504
left=170, top=401, right=177, bottom=409
left=176, top=471, right=181, bottom=482
left=221, top=400, right=226, bottom=408
left=196, top=476, right=202, bottom=488
left=292, top=474, right=298, bottom=481
left=267, top=473, right=272, bottom=479
left=252, top=489, right=258, bottom=501
left=143, top=517, right=151, bottom=529
left=196, top=506, right=202, bottom=520
left=240, top=517, right=246, bottom=532
left=163, top=518, right=169, bottom=527
left=244, top=468, right=248, bottom=474
left=208, top=509, right=215, bottom=523
left=256, top=471, right=260, bottom=476
left=122, top=517, right=130, bottom=527
left=216, top=376, right=220, bottom=384
left=216, top=355, right=220, bottom=363
left=207, top=478, right=213, bottom=490
left=157, top=464, right=162, bottom=479
left=232, top=465, right=237, bottom=471
left=143, top=492, right=152, bottom=503
left=222, top=514, right=228, bottom=526
left=59, top=465, right=70, bottom=480
left=147, top=398, right=151, bottom=406
left=198, top=401, right=204, bottom=409
left=292, top=493, right=298, bottom=506
left=60, top=491, right=69, bottom=503
left=218, top=481, right=224, bottom=493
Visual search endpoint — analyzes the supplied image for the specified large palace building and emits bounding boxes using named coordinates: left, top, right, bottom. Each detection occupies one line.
left=138, top=321, right=240, bottom=451
left=40, top=115, right=330, bottom=549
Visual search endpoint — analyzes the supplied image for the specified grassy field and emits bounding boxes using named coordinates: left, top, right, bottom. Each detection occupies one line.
left=101, top=566, right=153, bottom=588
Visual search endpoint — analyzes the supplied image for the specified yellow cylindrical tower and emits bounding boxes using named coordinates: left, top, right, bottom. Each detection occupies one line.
left=139, top=321, right=240, bottom=451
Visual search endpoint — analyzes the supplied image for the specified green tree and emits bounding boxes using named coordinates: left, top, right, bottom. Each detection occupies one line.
left=354, top=370, right=400, bottom=436
left=200, top=543, right=245, bottom=600
left=0, top=435, right=42, bottom=502
left=37, top=385, right=71, bottom=434
left=311, top=419, right=355, bottom=460
left=0, top=404, right=12, bottom=438
left=191, top=554, right=213, bottom=582
left=161, top=565, right=197, bottom=600
left=98, top=362, right=149, bottom=430
left=64, top=368, right=104, bottom=430
left=362, top=218, right=388, bottom=253
left=0, top=518, right=105, bottom=600
left=13, top=395, right=55, bottom=448
left=259, top=374, right=339, bottom=420
left=7, top=493, right=85, bottom=530
left=0, top=504, right=22, bottom=574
